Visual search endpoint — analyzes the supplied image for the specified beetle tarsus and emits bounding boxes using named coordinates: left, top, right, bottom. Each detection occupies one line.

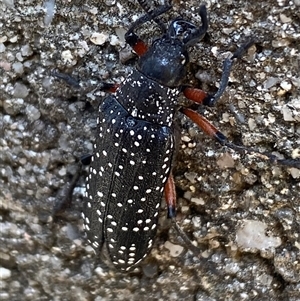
left=202, top=95, right=215, bottom=107
left=51, top=69, right=81, bottom=88
left=171, top=218, right=200, bottom=257
left=53, top=164, right=82, bottom=217
left=208, top=40, right=255, bottom=106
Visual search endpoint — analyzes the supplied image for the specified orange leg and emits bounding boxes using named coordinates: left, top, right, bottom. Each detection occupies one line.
left=182, top=108, right=300, bottom=168
left=182, top=87, right=208, bottom=104
left=125, top=31, right=148, bottom=56
left=100, top=82, right=120, bottom=93
left=164, top=172, right=205, bottom=259
left=181, top=107, right=226, bottom=145
left=131, top=37, right=148, bottom=56
left=164, top=173, right=176, bottom=219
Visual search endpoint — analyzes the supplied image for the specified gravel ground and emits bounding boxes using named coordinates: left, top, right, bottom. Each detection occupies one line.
left=1, top=0, right=300, bottom=300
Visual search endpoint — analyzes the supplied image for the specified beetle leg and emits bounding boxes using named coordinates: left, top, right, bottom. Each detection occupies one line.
left=99, top=82, right=120, bottom=93
left=164, top=174, right=177, bottom=219
left=182, top=40, right=256, bottom=106
left=51, top=69, right=81, bottom=88
left=181, top=107, right=227, bottom=144
left=53, top=163, right=82, bottom=217
left=181, top=107, right=300, bottom=168
left=182, top=86, right=208, bottom=105
left=203, top=40, right=256, bottom=107
left=51, top=69, right=120, bottom=95
left=53, top=154, right=93, bottom=218
left=125, top=32, right=149, bottom=56
left=164, top=173, right=204, bottom=258
left=164, top=172, right=224, bottom=270
left=125, top=3, right=172, bottom=56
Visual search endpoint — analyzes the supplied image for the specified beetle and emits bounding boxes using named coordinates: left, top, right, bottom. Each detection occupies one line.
left=77, top=1, right=300, bottom=272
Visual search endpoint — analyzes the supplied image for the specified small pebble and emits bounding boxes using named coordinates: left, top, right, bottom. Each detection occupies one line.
left=0, top=267, right=11, bottom=279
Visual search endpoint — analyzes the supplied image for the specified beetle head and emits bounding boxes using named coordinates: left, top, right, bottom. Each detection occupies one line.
left=137, top=37, right=189, bottom=88
left=137, top=9, right=208, bottom=88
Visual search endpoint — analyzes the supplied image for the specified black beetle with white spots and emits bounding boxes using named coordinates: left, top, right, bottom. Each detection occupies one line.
left=64, top=1, right=300, bottom=272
